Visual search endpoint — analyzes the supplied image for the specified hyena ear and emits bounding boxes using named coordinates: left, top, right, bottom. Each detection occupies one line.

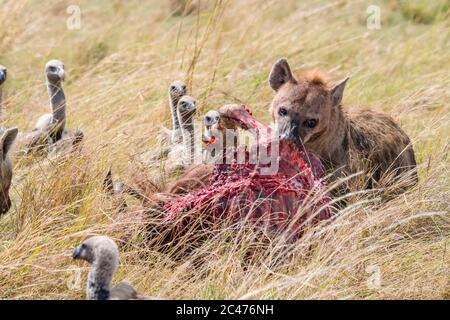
left=330, top=77, right=349, bottom=107
left=269, top=58, right=296, bottom=91
left=0, top=127, right=18, bottom=160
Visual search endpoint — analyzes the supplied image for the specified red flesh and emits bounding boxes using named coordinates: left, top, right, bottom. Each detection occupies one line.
left=164, top=105, right=332, bottom=241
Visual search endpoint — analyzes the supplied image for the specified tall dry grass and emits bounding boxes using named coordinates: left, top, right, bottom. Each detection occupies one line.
left=0, top=0, right=448, bottom=299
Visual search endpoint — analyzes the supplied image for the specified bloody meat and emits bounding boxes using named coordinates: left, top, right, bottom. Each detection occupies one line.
left=164, top=104, right=332, bottom=241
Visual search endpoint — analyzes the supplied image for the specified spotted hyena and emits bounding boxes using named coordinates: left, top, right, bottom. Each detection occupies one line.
left=268, top=58, right=417, bottom=192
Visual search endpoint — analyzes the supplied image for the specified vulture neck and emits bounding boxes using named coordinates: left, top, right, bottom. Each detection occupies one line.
left=87, top=259, right=115, bottom=300
left=47, top=80, right=66, bottom=129
left=181, top=116, right=195, bottom=164
left=169, top=94, right=182, bottom=143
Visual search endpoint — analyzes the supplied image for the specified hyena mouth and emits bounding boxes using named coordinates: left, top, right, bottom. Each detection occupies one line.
left=279, top=123, right=302, bottom=146
left=289, top=135, right=303, bottom=147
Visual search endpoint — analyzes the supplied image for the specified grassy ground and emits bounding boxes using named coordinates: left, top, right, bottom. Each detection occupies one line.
left=0, top=0, right=448, bottom=299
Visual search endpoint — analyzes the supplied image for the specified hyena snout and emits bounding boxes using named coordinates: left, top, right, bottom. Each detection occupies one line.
left=278, top=119, right=307, bottom=145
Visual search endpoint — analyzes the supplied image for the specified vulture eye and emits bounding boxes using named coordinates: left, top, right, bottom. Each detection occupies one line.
left=278, top=107, right=288, bottom=117
left=205, top=116, right=211, bottom=122
left=304, top=119, right=318, bottom=128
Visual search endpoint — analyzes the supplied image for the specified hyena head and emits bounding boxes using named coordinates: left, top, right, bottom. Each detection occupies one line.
left=269, top=58, right=349, bottom=147
left=0, top=127, right=18, bottom=215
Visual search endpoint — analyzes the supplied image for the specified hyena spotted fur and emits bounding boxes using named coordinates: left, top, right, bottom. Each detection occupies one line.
left=269, top=58, right=417, bottom=193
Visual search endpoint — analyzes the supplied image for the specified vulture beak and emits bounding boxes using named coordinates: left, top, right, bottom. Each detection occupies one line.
left=58, top=68, right=66, bottom=81
left=72, top=246, right=82, bottom=260
left=0, top=71, right=6, bottom=84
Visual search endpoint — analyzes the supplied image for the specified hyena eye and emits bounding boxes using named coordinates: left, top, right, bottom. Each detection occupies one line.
left=278, top=107, right=288, bottom=117
left=304, top=119, right=318, bottom=128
